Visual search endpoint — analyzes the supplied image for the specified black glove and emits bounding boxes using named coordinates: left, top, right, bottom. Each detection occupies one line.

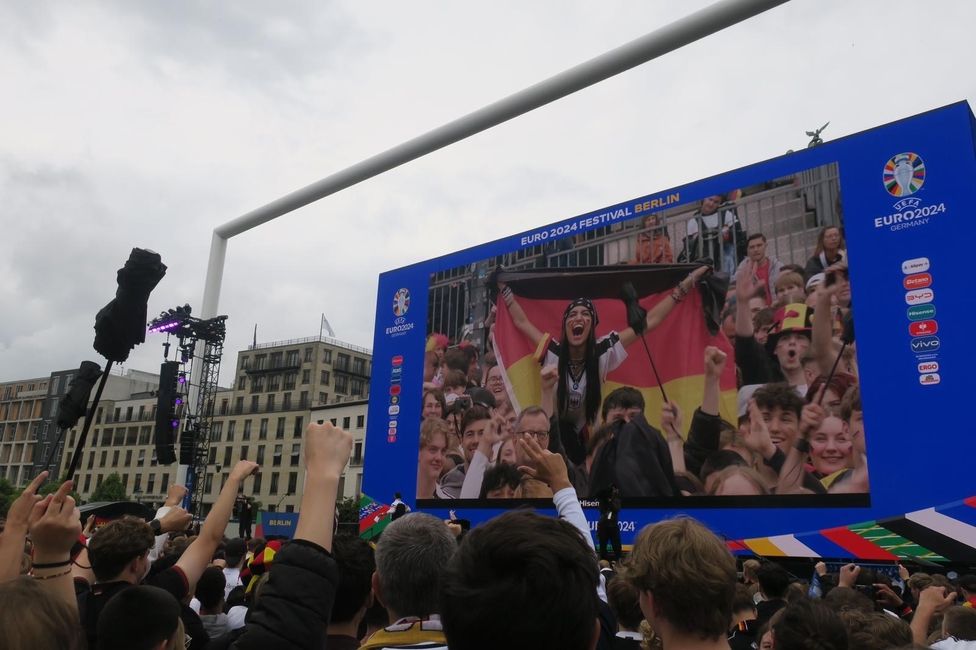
left=621, top=282, right=648, bottom=335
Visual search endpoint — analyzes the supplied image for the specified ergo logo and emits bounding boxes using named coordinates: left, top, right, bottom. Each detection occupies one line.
left=917, top=361, right=939, bottom=373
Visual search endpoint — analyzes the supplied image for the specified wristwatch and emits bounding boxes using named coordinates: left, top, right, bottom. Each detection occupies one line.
left=149, top=519, right=162, bottom=535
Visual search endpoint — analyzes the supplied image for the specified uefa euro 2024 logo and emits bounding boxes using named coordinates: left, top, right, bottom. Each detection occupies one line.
left=392, top=288, right=410, bottom=318
left=883, top=152, right=925, bottom=197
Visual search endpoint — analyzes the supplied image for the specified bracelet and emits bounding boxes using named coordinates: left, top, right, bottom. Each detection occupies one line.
left=670, top=289, right=684, bottom=303
left=501, top=286, right=514, bottom=303
left=794, top=439, right=811, bottom=453
left=32, top=567, right=72, bottom=580
left=31, top=559, right=71, bottom=569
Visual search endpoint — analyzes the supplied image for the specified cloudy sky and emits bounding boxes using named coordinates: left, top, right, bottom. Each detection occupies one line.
left=1, top=1, right=974, bottom=386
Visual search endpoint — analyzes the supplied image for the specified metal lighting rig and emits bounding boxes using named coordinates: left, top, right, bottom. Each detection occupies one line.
left=148, top=305, right=227, bottom=516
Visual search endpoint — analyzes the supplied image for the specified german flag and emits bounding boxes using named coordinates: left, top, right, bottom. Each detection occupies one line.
left=492, top=265, right=736, bottom=433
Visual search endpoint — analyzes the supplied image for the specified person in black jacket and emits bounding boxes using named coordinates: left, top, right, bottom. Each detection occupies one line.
left=228, top=421, right=352, bottom=650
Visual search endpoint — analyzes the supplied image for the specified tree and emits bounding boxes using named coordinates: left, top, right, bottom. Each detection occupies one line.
left=39, top=480, right=81, bottom=504
left=89, top=473, right=128, bottom=502
left=0, top=477, right=16, bottom=518
left=337, top=496, right=359, bottom=524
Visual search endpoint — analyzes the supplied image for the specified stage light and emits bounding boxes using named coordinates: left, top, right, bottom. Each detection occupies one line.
left=171, top=419, right=179, bottom=428
left=175, top=398, right=183, bottom=406
left=178, top=373, right=186, bottom=384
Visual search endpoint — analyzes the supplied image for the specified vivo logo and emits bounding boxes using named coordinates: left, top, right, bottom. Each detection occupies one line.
left=910, top=336, right=940, bottom=353
left=917, top=361, right=939, bottom=373
left=902, top=257, right=930, bottom=274
left=905, top=288, right=934, bottom=305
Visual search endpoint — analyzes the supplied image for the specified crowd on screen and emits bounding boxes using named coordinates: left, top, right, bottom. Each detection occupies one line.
left=421, top=205, right=865, bottom=501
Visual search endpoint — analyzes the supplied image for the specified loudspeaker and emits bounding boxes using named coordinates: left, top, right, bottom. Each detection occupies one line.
left=153, top=361, right=180, bottom=465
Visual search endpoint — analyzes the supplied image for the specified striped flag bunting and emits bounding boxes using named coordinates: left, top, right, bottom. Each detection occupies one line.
left=727, top=497, right=976, bottom=562
left=359, top=494, right=393, bottom=541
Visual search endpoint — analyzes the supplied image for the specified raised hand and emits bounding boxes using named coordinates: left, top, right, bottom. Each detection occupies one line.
left=516, top=435, right=571, bottom=492
left=742, top=400, right=776, bottom=459
left=164, top=483, right=188, bottom=507
left=660, top=401, right=684, bottom=440
left=735, top=260, right=759, bottom=302
left=3, top=471, right=48, bottom=532
left=28, top=480, right=82, bottom=559
left=230, top=460, right=260, bottom=482
left=704, top=346, right=727, bottom=378
left=158, top=506, right=192, bottom=534
left=799, top=394, right=827, bottom=440
left=304, top=421, right=353, bottom=477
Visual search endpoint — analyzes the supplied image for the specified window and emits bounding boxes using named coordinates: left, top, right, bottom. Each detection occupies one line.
left=285, top=350, right=299, bottom=366
left=212, top=421, right=223, bottom=442
left=126, top=406, right=134, bottom=421
left=291, top=443, right=301, bottom=465
left=322, top=349, right=332, bottom=364
left=125, top=450, right=133, bottom=466
left=273, top=444, right=282, bottom=466
left=223, top=446, right=232, bottom=467
left=353, top=441, right=363, bottom=465
left=227, top=420, right=236, bottom=441
left=266, top=394, right=276, bottom=411
left=137, top=449, right=145, bottom=467
left=353, top=357, right=366, bottom=375
left=100, top=450, right=107, bottom=467
left=334, top=375, right=349, bottom=395
left=356, top=414, right=365, bottom=428
left=269, top=472, right=279, bottom=495
left=161, top=473, right=169, bottom=493
left=220, top=399, right=229, bottom=415
left=259, top=419, right=268, bottom=440
left=243, top=420, right=252, bottom=440
left=301, top=370, right=311, bottom=385
left=256, top=445, right=265, bottom=466
left=238, top=376, right=246, bottom=390
left=241, top=445, right=249, bottom=460
left=114, top=408, right=121, bottom=422
left=112, top=450, right=120, bottom=467
left=134, top=475, right=142, bottom=493
left=138, top=405, right=145, bottom=420
left=87, top=452, right=95, bottom=469
left=299, top=392, right=308, bottom=408
left=205, top=474, right=214, bottom=493
left=276, top=418, right=285, bottom=439
left=240, top=356, right=250, bottom=370
left=270, top=352, right=283, bottom=368
left=254, top=355, right=266, bottom=370
left=83, top=474, right=92, bottom=492
left=268, top=375, right=280, bottom=392
left=250, top=396, right=260, bottom=413
left=304, top=347, right=313, bottom=362
left=336, top=353, right=350, bottom=371
left=251, top=376, right=264, bottom=393
left=114, top=429, right=125, bottom=446
left=208, top=447, right=217, bottom=464
left=138, top=427, right=151, bottom=445
left=351, top=378, right=365, bottom=396
left=282, top=393, right=292, bottom=410
left=320, top=370, right=330, bottom=384
left=330, top=418, right=337, bottom=426
left=342, top=416, right=351, bottom=429
left=122, top=474, right=129, bottom=489
left=284, top=372, right=297, bottom=391
left=288, top=472, right=298, bottom=494
left=285, top=505, right=295, bottom=513
left=147, top=473, right=155, bottom=494
left=252, top=473, right=262, bottom=493
left=319, top=392, right=327, bottom=405
left=294, top=416, right=303, bottom=437
left=126, top=427, right=138, bottom=445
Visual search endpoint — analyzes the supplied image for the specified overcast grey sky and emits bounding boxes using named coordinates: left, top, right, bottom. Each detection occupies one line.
left=1, top=1, right=974, bottom=385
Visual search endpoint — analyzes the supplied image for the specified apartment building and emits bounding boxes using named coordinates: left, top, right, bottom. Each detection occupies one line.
left=0, top=376, right=49, bottom=486
left=55, top=335, right=371, bottom=515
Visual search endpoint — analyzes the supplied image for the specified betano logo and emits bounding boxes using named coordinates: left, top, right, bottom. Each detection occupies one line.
left=910, top=336, right=940, bottom=353
left=904, top=288, right=934, bottom=305
left=907, top=304, right=936, bottom=321
left=903, top=273, right=932, bottom=290
left=919, top=373, right=941, bottom=386
left=909, top=320, right=939, bottom=337
left=917, top=361, right=939, bottom=373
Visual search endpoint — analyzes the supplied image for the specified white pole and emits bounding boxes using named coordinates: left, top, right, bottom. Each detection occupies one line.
left=199, top=0, right=789, bottom=320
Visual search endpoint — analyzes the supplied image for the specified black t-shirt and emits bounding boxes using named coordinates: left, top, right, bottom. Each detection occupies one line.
left=76, top=565, right=192, bottom=648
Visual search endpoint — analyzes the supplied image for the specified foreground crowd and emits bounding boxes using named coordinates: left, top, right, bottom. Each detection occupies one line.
left=1, top=420, right=974, bottom=650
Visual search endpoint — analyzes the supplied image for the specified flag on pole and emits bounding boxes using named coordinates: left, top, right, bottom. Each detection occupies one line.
left=492, top=265, right=737, bottom=432
left=359, top=494, right=393, bottom=540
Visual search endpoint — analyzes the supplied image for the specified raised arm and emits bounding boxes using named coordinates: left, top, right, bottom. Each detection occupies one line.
left=777, top=397, right=825, bottom=495
left=660, top=401, right=687, bottom=475
left=177, top=460, right=258, bottom=593
left=499, top=282, right=545, bottom=349
left=701, top=346, right=726, bottom=416
left=0, top=471, right=46, bottom=584
left=619, top=266, right=709, bottom=348
left=734, top=260, right=758, bottom=339
left=539, top=365, right=558, bottom=419
left=27, top=479, right=82, bottom=612
left=293, top=421, right=353, bottom=551
left=811, top=279, right=840, bottom=375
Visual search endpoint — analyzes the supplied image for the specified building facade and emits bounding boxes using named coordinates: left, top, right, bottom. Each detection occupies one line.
left=0, top=376, right=49, bottom=486
left=53, top=336, right=371, bottom=516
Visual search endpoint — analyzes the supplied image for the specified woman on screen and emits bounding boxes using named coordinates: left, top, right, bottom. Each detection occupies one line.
left=497, top=265, right=707, bottom=459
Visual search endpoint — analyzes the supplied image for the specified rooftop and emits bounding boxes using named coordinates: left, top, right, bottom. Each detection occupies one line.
left=246, top=335, right=372, bottom=357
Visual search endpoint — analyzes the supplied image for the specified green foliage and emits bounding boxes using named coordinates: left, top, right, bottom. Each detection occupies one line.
left=38, top=479, right=81, bottom=504
left=337, top=496, right=359, bottom=523
left=0, top=477, right=16, bottom=519
left=89, top=473, right=128, bottom=502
